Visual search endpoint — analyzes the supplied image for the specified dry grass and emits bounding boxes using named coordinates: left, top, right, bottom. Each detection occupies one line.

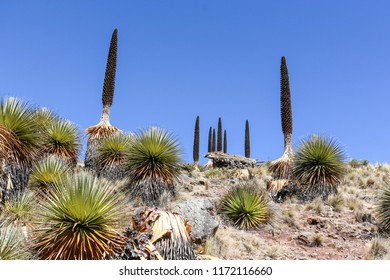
left=203, top=226, right=264, bottom=260
left=345, top=196, right=364, bottom=211
left=310, top=233, right=324, bottom=247
left=326, top=193, right=344, bottom=212
left=264, top=245, right=281, bottom=259
left=281, top=209, right=299, bottom=229
left=304, top=197, right=325, bottom=214
left=363, top=238, right=390, bottom=260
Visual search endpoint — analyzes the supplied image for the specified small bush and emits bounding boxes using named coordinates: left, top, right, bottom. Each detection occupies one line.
left=124, top=127, right=181, bottom=206
left=28, top=156, right=70, bottom=193
left=220, top=186, right=269, bottom=230
left=0, top=225, right=30, bottom=260
left=294, top=135, right=346, bottom=200
left=33, top=172, right=126, bottom=260
left=327, top=194, right=344, bottom=212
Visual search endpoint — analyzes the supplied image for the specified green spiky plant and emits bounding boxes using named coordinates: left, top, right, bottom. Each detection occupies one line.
left=40, top=119, right=81, bottom=166
left=96, top=133, right=133, bottom=180
left=0, top=225, right=30, bottom=260
left=217, top=117, right=222, bottom=152
left=245, top=120, right=250, bottom=158
left=293, top=135, right=346, bottom=200
left=375, top=182, right=390, bottom=234
left=85, top=29, right=121, bottom=172
left=32, top=172, right=126, bottom=260
left=0, top=97, right=41, bottom=202
left=28, top=156, right=70, bottom=193
left=223, top=129, right=227, bottom=154
left=124, top=127, right=181, bottom=206
left=33, top=107, right=59, bottom=127
left=220, top=185, right=269, bottom=230
left=193, top=116, right=200, bottom=165
left=2, top=190, right=36, bottom=227
left=269, top=56, right=294, bottom=179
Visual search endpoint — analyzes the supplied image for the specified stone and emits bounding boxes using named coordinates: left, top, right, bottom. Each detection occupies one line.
left=204, top=152, right=256, bottom=169
left=173, top=198, right=219, bottom=243
left=234, top=169, right=250, bottom=180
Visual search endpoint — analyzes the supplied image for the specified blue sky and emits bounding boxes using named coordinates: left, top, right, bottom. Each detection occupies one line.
left=1, top=1, right=390, bottom=164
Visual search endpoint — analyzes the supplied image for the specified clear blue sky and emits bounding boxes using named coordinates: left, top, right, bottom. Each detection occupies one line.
left=1, top=1, right=390, bottom=164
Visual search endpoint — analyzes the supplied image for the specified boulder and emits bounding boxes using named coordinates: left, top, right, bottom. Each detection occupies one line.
left=173, top=198, right=219, bottom=243
left=204, top=152, right=256, bottom=169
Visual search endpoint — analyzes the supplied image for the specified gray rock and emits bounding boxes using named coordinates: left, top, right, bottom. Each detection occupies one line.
left=173, top=198, right=219, bottom=243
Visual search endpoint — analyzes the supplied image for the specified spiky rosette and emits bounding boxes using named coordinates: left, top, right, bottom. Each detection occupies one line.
left=41, top=119, right=81, bottom=165
left=2, top=190, right=36, bottom=230
left=124, top=127, right=181, bottom=206
left=0, top=225, right=30, bottom=260
left=32, top=172, right=126, bottom=260
left=0, top=97, right=41, bottom=202
left=293, top=135, right=346, bottom=200
left=28, top=156, right=70, bottom=193
left=221, top=185, right=269, bottom=230
left=0, top=124, right=15, bottom=159
left=33, top=107, right=59, bottom=127
left=96, top=133, right=133, bottom=180
left=0, top=97, right=40, bottom=167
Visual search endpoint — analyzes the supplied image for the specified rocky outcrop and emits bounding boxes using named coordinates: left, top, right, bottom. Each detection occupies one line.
left=204, top=152, right=256, bottom=169
left=173, top=198, right=219, bottom=243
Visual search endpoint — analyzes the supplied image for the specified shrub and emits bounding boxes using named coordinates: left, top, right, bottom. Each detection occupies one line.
left=0, top=225, right=29, bottom=260
left=220, top=186, right=269, bottom=230
left=0, top=97, right=41, bottom=200
left=40, top=119, right=81, bottom=165
left=96, top=133, right=132, bottom=180
left=124, top=127, right=181, bottom=206
left=294, top=135, right=346, bottom=199
left=2, top=190, right=35, bottom=227
left=33, top=172, right=126, bottom=260
left=28, top=156, right=70, bottom=193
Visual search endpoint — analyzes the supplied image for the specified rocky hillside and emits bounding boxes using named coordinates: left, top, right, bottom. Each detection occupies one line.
left=168, top=162, right=390, bottom=260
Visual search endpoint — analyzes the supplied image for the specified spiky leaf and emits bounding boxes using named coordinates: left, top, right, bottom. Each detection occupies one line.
left=221, top=186, right=269, bottom=230
left=293, top=135, right=346, bottom=199
left=96, top=133, right=132, bottom=180
left=29, top=156, right=70, bottom=192
left=124, top=127, right=181, bottom=206
left=0, top=97, right=40, bottom=166
left=33, top=172, right=126, bottom=260
left=41, top=119, right=81, bottom=164
left=0, top=225, right=29, bottom=260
